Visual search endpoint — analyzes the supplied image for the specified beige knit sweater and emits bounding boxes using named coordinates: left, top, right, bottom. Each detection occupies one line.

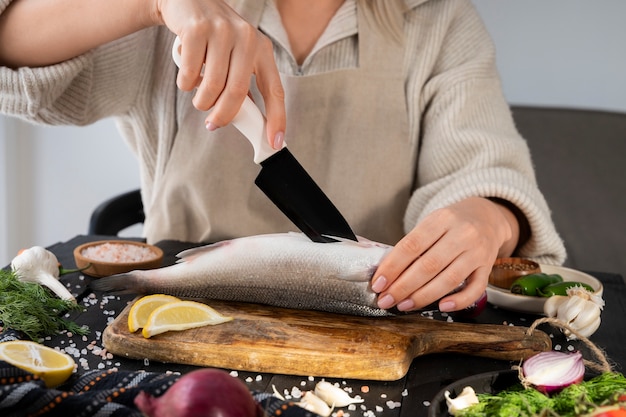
left=0, top=0, right=566, bottom=264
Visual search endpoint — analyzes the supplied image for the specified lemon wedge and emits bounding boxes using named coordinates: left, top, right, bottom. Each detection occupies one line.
left=0, top=340, right=75, bottom=387
left=142, top=300, right=233, bottom=338
left=128, top=294, right=181, bottom=333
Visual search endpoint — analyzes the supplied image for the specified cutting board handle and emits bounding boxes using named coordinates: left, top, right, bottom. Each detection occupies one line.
left=392, top=315, right=551, bottom=361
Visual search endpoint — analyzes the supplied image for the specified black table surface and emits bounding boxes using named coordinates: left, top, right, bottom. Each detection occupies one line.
left=29, top=235, right=626, bottom=417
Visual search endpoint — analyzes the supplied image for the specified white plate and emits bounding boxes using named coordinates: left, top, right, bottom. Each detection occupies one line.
left=486, top=264, right=603, bottom=314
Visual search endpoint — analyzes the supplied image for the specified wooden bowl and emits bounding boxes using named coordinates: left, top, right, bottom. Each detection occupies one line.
left=73, top=240, right=163, bottom=278
left=488, top=257, right=541, bottom=290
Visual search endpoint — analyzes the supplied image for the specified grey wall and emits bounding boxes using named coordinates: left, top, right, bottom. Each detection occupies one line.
left=1, top=0, right=625, bottom=265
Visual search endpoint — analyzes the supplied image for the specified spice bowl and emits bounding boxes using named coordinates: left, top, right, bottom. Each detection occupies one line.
left=73, top=240, right=163, bottom=278
left=488, top=257, right=541, bottom=290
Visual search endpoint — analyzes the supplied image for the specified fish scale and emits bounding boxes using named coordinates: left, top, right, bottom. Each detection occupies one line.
left=90, top=232, right=393, bottom=316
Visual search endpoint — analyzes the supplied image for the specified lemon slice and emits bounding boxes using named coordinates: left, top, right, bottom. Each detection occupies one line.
left=0, top=340, right=75, bottom=387
left=142, top=300, right=233, bottom=338
left=128, top=294, right=181, bottom=333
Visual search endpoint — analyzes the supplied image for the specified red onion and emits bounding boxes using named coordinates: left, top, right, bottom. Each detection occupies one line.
left=522, top=351, right=585, bottom=393
left=134, top=368, right=263, bottom=417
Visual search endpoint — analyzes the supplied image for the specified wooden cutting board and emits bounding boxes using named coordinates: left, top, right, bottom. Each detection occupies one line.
left=103, top=299, right=551, bottom=381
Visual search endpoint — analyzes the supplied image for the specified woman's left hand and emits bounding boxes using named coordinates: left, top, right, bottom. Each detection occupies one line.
left=371, top=197, right=521, bottom=312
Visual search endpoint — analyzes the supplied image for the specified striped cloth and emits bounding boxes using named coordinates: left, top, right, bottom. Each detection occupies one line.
left=0, top=338, right=320, bottom=417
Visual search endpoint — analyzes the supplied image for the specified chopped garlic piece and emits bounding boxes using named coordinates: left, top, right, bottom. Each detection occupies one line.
left=445, top=386, right=479, bottom=415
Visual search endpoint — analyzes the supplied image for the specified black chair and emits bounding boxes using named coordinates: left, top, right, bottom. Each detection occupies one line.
left=88, top=189, right=144, bottom=235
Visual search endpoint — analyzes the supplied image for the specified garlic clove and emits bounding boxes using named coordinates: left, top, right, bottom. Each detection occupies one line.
left=314, top=380, right=364, bottom=407
left=544, top=295, right=567, bottom=317
left=558, top=296, right=588, bottom=323
left=297, top=392, right=332, bottom=417
left=445, top=386, right=479, bottom=415
left=574, top=315, right=601, bottom=338
left=572, top=303, right=602, bottom=330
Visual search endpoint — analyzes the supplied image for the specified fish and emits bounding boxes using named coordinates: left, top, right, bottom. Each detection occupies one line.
left=90, top=232, right=393, bottom=316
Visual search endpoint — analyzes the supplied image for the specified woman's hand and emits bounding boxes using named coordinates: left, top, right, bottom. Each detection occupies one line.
left=153, top=0, right=286, bottom=148
left=371, top=197, right=521, bottom=312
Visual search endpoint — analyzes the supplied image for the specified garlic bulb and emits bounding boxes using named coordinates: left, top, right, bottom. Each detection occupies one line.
left=314, top=380, right=364, bottom=407
left=445, top=386, right=479, bottom=415
left=543, top=286, right=604, bottom=339
left=11, top=246, right=75, bottom=302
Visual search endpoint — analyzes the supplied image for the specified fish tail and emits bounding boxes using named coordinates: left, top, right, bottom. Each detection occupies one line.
left=89, top=273, right=140, bottom=294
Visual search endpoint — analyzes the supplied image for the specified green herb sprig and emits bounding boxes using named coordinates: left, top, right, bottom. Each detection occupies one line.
left=0, top=268, right=89, bottom=340
left=457, top=372, right=626, bottom=417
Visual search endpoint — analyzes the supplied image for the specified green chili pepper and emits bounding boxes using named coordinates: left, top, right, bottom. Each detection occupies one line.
left=510, top=273, right=564, bottom=296
left=537, top=281, right=595, bottom=297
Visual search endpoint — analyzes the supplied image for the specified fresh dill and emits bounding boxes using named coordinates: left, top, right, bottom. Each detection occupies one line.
left=0, top=268, right=88, bottom=340
left=457, top=372, right=626, bottom=417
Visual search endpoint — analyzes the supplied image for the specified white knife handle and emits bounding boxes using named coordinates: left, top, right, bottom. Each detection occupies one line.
left=172, top=35, right=280, bottom=164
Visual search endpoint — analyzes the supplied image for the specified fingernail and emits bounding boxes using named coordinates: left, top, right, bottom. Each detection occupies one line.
left=273, top=131, right=284, bottom=149
left=371, top=276, right=387, bottom=293
left=439, top=300, right=457, bottom=312
left=397, top=299, right=415, bottom=311
left=206, top=121, right=219, bottom=131
left=377, top=294, right=395, bottom=309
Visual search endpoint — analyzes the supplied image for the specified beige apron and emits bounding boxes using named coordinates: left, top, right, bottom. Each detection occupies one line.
left=145, top=4, right=412, bottom=245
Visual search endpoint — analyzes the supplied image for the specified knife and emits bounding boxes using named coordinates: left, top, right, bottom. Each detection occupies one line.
left=172, top=37, right=357, bottom=243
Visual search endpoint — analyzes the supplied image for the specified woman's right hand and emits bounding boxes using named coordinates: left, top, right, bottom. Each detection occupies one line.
left=153, top=0, right=286, bottom=148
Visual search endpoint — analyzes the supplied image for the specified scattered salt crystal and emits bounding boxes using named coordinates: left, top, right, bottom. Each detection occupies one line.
left=143, top=358, right=150, bottom=366
left=423, top=401, right=431, bottom=406
left=97, top=363, right=105, bottom=369
left=245, top=377, right=253, bottom=383
left=386, top=400, right=401, bottom=409
left=375, top=405, right=384, bottom=412
left=290, top=387, right=302, bottom=399
left=554, top=344, right=562, bottom=350
left=446, top=316, right=454, bottom=323
left=567, top=345, right=575, bottom=351
left=229, top=371, right=238, bottom=377
left=380, top=393, right=387, bottom=399
left=401, top=389, right=408, bottom=396
left=255, top=375, right=262, bottom=381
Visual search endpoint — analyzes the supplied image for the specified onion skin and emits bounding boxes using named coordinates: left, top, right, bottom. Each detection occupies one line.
left=134, top=368, right=263, bottom=417
left=522, top=351, right=585, bottom=394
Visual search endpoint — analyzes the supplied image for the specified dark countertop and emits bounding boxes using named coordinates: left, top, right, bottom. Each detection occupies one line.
left=9, top=235, right=626, bottom=417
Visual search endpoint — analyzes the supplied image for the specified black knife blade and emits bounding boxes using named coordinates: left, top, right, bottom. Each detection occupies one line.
left=172, top=36, right=356, bottom=242
left=255, top=148, right=357, bottom=243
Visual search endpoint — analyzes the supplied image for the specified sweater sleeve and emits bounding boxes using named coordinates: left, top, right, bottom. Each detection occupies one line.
left=0, top=0, right=159, bottom=126
left=404, top=0, right=566, bottom=265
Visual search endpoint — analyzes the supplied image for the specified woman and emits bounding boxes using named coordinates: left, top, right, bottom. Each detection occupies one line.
left=0, top=0, right=566, bottom=313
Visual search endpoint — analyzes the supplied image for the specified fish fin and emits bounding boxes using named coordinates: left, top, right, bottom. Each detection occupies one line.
left=89, top=273, right=138, bottom=294
left=176, top=241, right=231, bottom=262
left=321, top=234, right=391, bottom=249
